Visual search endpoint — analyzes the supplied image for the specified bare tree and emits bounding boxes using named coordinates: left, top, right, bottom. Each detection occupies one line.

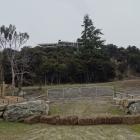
left=15, top=50, right=30, bottom=91
left=0, top=24, right=29, bottom=88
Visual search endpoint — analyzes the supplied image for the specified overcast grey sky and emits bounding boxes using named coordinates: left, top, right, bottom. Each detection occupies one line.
left=0, top=0, right=140, bottom=47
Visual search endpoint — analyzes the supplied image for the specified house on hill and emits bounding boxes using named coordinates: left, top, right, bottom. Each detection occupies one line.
left=38, top=40, right=81, bottom=48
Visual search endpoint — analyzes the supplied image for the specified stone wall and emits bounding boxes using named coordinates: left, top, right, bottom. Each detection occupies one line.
left=25, top=115, right=140, bottom=125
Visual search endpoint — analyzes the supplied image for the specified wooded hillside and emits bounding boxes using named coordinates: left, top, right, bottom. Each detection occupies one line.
left=0, top=15, right=140, bottom=86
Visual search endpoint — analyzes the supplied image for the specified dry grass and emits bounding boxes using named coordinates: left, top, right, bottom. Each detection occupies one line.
left=22, top=79, right=140, bottom=93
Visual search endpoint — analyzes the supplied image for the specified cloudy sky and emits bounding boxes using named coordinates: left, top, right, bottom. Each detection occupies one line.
left=0, top=0, right=139, bottom=47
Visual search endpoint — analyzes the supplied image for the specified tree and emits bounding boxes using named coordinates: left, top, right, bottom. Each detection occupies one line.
left=16, top=48, right=30, bottom=91
left=103, top=44, right=118, bottom=59
left=127, top=46, right=140, bottom=73
left=0, top=24, right=29, bottom=88
left=78, top=14, right=104, bottom=50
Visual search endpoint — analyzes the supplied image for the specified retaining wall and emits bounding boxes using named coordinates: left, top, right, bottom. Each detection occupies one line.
left=24, top=115, right=140, bottom=125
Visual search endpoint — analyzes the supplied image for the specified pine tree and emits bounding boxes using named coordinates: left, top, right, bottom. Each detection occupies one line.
left=79, top=14, right=104, bottom=50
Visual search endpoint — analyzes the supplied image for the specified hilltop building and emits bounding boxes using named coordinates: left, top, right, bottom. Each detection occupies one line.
left=38, top=40, right=82, bottom=48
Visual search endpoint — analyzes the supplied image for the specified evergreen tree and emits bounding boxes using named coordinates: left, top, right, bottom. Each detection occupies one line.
left=79, top=14, right=104, bottom=50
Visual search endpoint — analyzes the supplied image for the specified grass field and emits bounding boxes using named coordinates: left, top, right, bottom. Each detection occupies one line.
left=49, top=98, right=125, bottom=117
left=1, top=79, right=140, bottom=140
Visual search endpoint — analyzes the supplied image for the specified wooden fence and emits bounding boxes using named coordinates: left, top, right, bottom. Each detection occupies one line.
left=0, top=82, right=5, bottom=97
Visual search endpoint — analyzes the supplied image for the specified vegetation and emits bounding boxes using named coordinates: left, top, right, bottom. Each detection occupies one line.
left=0, top=15, right=140, bottom=88
left=0, top=25, right=29, bottom=88
left=49, top=99, right=125, bottom=117
left=0, top=120, right=140, bottom=140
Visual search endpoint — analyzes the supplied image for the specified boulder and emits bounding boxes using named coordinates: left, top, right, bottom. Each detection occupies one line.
left=128, top=101, right=140, bottom=115
left=3, top=100, right=49, bottom=121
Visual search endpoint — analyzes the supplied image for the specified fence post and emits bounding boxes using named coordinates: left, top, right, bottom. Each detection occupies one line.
left=113, top=86, right=116, bottom=98
left=0, top=81, right=5, bottom=97
left=46, top=88, right=48, bottom=98
left=63, top=88, right=65, bottom=98
left=96, top=87, right=98, bottom=97
left=17, top=97, right=19, bottom=103
left=78, top=87, right=81, bottom=98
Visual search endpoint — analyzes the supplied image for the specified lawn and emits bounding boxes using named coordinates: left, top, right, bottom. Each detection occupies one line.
left=0, top=121, right=140, bottom=140
left=49, top=98, right=125, bottom=117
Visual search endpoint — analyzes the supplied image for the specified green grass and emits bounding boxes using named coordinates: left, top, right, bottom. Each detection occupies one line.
left=49, top=98, right=125, bottom=117
left=0, top=121, right=140, bottom=140
left=130, top=125, right=140, bottom=134
left=108, top=107, right=125, bottom=115
left=0, top=121, right=34, bottom=140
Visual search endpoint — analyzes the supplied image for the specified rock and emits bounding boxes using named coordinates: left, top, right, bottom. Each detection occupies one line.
left=0, top=104, right=7, bottom=111
left=3, top=100, right=49, bottom=121
left=24, top=115, right=41, bottom=124
left=128, top=101, right=140, bottom=115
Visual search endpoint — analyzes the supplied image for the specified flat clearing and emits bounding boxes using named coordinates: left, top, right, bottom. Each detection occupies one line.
left=49, top=97, right=124, bottom=117
left=22, top=79, right=140, bottom=90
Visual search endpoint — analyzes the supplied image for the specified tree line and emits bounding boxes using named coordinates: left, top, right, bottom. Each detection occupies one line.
left=0, top=15, right=140, bottom=89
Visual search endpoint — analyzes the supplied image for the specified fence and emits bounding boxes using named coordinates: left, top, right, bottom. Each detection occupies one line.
left=0, top=96, right=25, bottom=105
left=0, top=82, right=5, bottom=97
left=48, top=86, right=114, bottom=100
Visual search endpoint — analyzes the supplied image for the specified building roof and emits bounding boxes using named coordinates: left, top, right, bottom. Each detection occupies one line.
left=38, top=40, right=79, bottom=48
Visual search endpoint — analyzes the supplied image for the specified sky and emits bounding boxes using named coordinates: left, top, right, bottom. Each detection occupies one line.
left=0, top=0, right=140, bottom=47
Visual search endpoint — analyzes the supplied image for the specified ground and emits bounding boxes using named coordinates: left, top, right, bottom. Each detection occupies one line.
left=0, top=79, right=140, bottom=140
left=49, top=98, right=124, bottom=117
left=0, top=121, right=140, bottom=140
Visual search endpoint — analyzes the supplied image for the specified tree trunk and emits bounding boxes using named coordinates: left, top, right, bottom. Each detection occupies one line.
left=11, top=62, right=15, bottom=88
left=18, top=73, right=23, bottom=92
